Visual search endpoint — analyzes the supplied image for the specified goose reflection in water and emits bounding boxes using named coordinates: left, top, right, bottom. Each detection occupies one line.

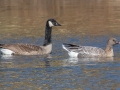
left=62, top=57, right=113, bottom=67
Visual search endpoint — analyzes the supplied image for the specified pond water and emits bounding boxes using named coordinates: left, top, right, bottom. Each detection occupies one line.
left=0, top=0, right=120, bottom=90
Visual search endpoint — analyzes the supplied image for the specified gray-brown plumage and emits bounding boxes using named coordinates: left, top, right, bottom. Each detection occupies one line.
left=0, top=19, right=61, bottom=55
left=62, top=38, right=120, bottom=58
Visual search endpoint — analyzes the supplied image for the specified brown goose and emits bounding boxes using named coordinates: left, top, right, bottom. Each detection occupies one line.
left=0, top=19, right=61, bottom=55
left=62, top=38, right=120, bottom=58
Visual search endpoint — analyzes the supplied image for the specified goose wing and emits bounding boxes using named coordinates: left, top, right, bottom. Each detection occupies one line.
left=77, top=46, right=105, bottom=57
left=0, top=44, right=43, bottom=55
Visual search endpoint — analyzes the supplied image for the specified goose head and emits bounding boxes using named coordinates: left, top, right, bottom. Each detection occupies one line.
left=47, top=19, right=61, bottom=27
left=43, top=19, right=61, bottom=46
left=107, top=38, right=120, bottom=46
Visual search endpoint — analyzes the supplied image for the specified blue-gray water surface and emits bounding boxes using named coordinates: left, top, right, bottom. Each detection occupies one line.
left=0, top=0, right=120, bottom=90
left=0, top=36, right=120, bottom=90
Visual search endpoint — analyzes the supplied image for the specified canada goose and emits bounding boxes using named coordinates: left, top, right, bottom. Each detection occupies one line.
left=0, top=19, right=61, bottom=55
left=62, top=38, right=120, bottom=58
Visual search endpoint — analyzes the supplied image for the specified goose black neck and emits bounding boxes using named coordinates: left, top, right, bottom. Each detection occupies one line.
left=43, top=23, right=52, bottom=46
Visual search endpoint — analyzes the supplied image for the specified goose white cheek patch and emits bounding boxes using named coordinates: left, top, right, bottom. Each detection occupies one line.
left=48, top=21, right=54, bottom=27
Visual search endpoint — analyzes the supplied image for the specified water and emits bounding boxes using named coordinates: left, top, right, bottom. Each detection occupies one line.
left=0, top=0, right=120, bottom=90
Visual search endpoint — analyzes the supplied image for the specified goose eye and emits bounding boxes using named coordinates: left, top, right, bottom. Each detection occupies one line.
left=113, top=39, right=116, bottom=42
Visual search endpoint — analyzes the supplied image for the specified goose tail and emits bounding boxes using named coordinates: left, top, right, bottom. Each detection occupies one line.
left=62, top=43, right=71, bottom=52
left=0, top=44, right=4, bottom=48
left=62, top=43, right=79, bottom=52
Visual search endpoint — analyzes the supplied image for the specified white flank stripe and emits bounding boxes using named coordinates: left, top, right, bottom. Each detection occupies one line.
left=62, top=45, right=70, bottom=52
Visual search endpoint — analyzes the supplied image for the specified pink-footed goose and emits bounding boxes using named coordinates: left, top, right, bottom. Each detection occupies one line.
left=0, top=19, right=61, bottom=55
left=62, top=38, right=120, bottom=58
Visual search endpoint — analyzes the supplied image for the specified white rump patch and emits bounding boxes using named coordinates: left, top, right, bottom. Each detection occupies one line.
left=48, top=21, right=54, bottom=27
left=0, top=49, right=14, bottom=55
left=62, top=44, right=78, bottom=58
left=68, top=52, right=78, bottom=58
